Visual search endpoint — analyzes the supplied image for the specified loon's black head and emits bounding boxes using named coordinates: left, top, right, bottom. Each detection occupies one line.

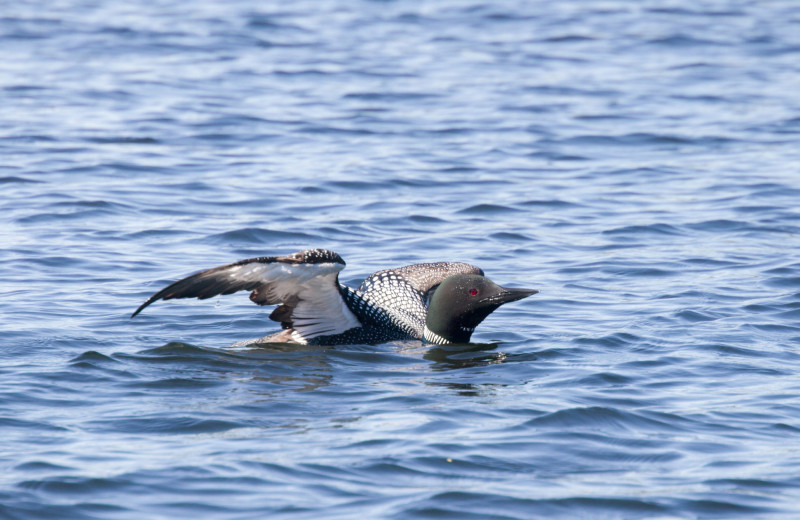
left=423, top=274, right=538, bottom=344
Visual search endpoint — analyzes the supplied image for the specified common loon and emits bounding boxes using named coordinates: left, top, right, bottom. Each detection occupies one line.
left=132, top=249, right=537, bottom=346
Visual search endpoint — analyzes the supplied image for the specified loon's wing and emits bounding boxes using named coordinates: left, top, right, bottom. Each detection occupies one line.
left=131, top=249, right=361, bottom=340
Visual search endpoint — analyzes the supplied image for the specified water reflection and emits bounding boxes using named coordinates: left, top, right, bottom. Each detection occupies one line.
left=423, top=342, right=508, bottom=370
left=426, top=381, right=498, bottom=397
left=116, top=342, right=335, bottom=394
left=229, top=342, right=335, bottom=393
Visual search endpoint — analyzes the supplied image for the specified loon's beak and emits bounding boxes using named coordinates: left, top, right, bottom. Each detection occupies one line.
left=484, top=287, right=538, bottom=305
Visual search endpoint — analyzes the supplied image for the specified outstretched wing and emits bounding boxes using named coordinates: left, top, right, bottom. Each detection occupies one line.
left=131, top=249, right=361, bottom=341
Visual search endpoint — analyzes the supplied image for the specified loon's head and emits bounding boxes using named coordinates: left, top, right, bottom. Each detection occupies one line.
left=423, top=274, right=538, bottom=344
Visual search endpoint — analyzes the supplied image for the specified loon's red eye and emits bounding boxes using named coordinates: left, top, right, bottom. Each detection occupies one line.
left=469, top=288, right=478, bottom=296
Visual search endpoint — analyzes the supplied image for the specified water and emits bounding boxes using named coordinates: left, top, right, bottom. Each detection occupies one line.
left=3, top=0, right=800, bottom=518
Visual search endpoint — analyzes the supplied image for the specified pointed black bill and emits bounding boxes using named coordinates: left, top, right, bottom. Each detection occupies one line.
left=484, top=287, right=538, bottom=305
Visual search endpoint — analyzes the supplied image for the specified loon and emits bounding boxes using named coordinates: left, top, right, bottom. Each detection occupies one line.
left=131, top=249, right=537, bottom=346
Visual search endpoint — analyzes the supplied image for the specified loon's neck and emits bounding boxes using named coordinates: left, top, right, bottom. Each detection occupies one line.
left=422, top=325, right=452, bottom=345
left=423, top=324, right=476, bottom=345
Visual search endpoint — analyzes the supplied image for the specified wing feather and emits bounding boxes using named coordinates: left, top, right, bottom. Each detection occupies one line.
left=131, top=249, right=361, bottom=342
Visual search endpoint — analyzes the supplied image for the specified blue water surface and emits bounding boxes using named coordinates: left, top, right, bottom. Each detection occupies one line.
left=3, top=0, right=800, bottom=518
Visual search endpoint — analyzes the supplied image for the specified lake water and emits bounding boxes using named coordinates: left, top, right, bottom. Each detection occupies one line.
left=3, top=0, right=800, bottom=518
